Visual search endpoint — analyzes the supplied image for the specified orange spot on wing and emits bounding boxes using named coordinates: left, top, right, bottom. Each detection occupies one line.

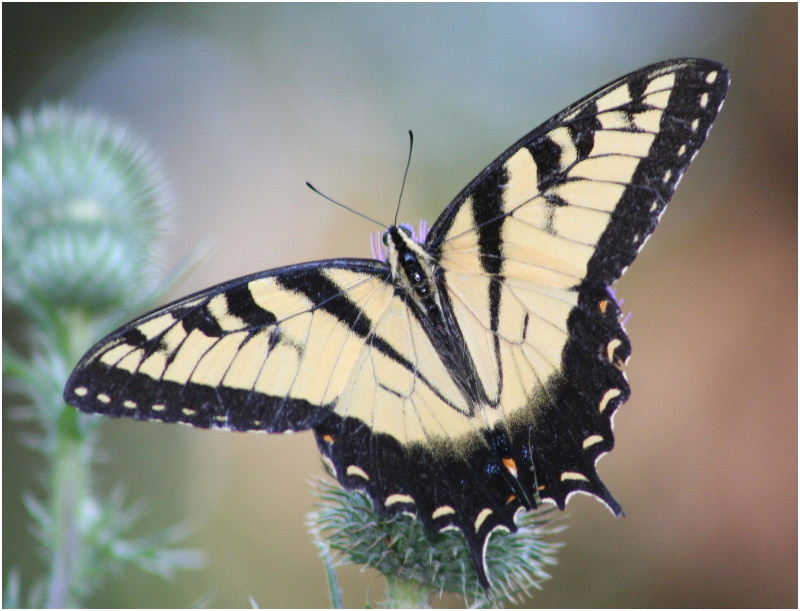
left=506, top=494, right=518, bottom=504
left=537, top=485, right=547, bottom=491
left=502, top=457, right=518, bottom=472
left=323, top=434, right=335, bottom=444
left=598, top=299, right=609, bottom=314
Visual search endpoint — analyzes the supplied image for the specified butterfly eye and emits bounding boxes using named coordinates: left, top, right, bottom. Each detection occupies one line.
left=381, top=232, right=390, bottom=246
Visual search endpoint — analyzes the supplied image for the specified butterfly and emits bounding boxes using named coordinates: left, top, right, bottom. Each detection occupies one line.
left=64, top=58, right=728, bottom=588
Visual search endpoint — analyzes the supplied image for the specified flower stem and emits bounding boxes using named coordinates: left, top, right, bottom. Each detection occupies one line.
left=318, top=542, right=344, bottom=609
left=385, top=575, right=432, bottom=608
left=47, top=311, right=93, bottom=608
left=48, top=407, right=89, bottom=607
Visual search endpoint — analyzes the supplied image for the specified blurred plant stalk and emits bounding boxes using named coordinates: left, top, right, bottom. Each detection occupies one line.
left=3, top=104, right=200, bottom=607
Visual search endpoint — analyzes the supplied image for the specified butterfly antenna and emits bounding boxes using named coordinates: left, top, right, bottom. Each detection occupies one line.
left=305, top=182, right=387, bottom=230
left=393, top=130, right=414, bottom=227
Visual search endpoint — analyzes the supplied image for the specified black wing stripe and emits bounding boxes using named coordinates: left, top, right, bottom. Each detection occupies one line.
left=566, top=100, right=600, bottom=159
left=470, top=167, right=507, bottom=403
left=276, top=269, right=431, bottom=383
left=470, top=167, right=507, bottom=276
left=225, top=285, right=278, bottom=327
left=527, top=137, right=565, bottom=192
left=277, top=270, right=373, bottom=337
left=177, top=303, right=224, bottom=337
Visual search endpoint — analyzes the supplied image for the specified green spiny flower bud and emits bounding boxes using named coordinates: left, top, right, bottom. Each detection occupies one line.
left=308, top=478, right=562, bottom=606
left=3, top=104, right=170, bottom=315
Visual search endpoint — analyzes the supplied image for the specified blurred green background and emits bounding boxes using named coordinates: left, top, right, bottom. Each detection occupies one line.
left=4, top=3, right=796, bottom=608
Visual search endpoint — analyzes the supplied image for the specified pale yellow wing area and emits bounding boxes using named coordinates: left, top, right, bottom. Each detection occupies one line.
left=334, top=279, right=473, bottom=444
left=433, top=64, right=690, bottom=425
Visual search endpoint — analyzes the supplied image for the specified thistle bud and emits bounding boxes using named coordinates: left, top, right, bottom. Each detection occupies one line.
left=3, top=104, right=170, bottom=315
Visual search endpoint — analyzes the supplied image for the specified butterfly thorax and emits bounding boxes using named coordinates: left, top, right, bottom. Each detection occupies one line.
left=384, top=225, right=441, bottom=314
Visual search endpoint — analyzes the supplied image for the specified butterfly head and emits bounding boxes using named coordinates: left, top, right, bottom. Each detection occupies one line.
left=371, top=219, right=429, bottom=262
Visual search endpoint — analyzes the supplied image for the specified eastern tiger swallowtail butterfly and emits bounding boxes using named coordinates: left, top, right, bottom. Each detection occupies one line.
left=64, top=58, right=728, bottom=588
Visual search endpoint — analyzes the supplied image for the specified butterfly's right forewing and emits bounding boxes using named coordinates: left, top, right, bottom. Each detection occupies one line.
left=65, top=259, right=395, bottom=432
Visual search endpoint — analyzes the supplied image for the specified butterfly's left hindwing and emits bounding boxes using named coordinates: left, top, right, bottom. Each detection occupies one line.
left=64, top=58, right=728, bottom=591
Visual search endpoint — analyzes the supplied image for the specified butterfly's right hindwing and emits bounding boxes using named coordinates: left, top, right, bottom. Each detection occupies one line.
left=65, top=259, right=393, bottom=432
